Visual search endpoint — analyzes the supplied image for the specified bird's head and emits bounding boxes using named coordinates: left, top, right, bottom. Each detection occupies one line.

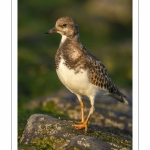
left=44, top=16, right=79, bottom=38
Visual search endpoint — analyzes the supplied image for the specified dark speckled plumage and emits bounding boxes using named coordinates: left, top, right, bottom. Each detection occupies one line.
left=45, top=16, right=128, bottom=132
left=54, top=33, right=127, bottom=103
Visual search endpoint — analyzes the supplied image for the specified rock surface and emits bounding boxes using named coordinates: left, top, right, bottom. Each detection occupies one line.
left=20, top=114, right=131, bottom=150
left=20, top=88, right=132, bottom=150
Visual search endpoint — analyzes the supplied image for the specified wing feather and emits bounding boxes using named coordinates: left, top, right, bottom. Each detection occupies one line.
left=86, top=52, right=128, bottom=104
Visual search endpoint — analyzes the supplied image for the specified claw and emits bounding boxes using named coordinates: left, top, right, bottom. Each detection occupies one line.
left=72, top=122, right=88, bottom=133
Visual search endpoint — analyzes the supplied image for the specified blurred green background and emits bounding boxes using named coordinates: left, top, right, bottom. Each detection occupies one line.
left=18, top=0, right=132, bottom=144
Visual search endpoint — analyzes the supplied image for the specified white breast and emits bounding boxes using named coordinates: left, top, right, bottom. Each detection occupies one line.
left=56, top=57, right=107, bottom=98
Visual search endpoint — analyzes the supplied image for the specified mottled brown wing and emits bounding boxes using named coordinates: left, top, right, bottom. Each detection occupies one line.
left=88, top=56, right=112, bottom=90
left=87, top=53, right=128, bottom=104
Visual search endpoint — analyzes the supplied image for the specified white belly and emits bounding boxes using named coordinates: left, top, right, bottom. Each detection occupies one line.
left=56, top=58, right=107, bottom=98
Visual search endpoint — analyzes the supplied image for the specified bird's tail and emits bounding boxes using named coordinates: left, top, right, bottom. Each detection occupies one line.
left=108, top=93, right=129, bottom=104
left=121, top=96, right=129, bottom=104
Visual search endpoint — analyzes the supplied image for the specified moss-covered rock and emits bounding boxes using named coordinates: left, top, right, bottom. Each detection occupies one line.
left=20, top=114, right=131, bottom=150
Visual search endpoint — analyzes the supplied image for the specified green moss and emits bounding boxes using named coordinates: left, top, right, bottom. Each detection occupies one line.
left=18, top=144, right=36, bottom=150
left=31, top=136, right=70, bottom=150
left=18, top=101, right=69, bottom=142
left=88, top=130, right=132, bottom=149
left=68, top=147, right=80, bottom=150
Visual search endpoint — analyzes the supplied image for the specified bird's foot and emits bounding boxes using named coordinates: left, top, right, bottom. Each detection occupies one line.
left=72, top=122, right=88, bottom=133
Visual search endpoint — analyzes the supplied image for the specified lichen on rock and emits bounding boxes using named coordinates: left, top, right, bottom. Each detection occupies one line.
left=20, top=114, right=132, bottom=150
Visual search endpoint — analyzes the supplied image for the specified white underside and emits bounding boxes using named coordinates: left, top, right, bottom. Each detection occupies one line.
left=56, top=57, right=108, bottom=104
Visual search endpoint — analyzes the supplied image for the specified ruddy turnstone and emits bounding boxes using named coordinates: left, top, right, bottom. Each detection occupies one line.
left=44, top=16, right=128, bottom=132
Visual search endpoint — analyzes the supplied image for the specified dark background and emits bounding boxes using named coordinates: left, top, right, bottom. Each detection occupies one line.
left=18, top=0, right=132, bottom=105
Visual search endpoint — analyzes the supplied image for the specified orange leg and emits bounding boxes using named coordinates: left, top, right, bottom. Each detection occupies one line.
left=80, top=100, right=85, bottom=123
left=72, top=105, right=95, bottom=133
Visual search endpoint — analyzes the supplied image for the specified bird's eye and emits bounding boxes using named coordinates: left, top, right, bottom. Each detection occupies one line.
left=62, top=24, right=67, bottom=27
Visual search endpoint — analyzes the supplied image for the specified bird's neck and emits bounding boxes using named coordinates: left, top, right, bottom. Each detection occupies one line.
left=57, top=34, right=83, bottom=62
left=60, top=35, right=67, bottom=45
left=60, top=34, right=80, bottom=47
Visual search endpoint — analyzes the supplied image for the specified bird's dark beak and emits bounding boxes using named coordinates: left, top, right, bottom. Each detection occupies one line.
left=44, top=27, right=57, bottom=34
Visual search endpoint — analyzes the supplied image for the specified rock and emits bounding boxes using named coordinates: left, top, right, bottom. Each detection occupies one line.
left=20, top=114, right=132, bottom=150
left=25, top=88, right=132, bottom=133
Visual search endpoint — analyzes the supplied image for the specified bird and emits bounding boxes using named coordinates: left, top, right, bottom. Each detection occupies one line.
left=44, top=16, right=128, bottom=132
